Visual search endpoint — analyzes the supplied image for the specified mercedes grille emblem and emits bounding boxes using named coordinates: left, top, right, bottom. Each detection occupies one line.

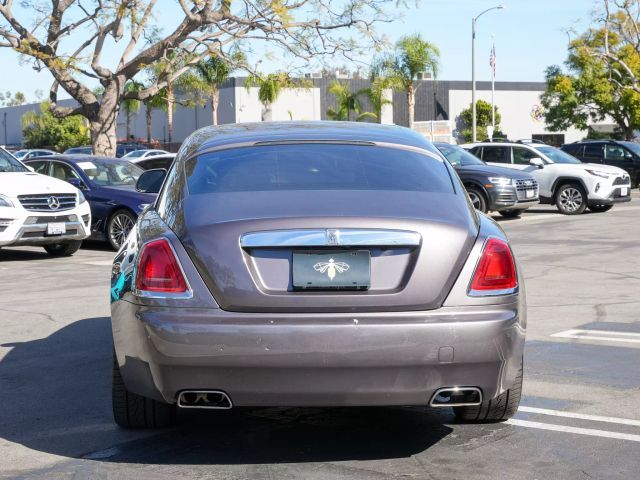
left=47, top=196, right=60, bottom=210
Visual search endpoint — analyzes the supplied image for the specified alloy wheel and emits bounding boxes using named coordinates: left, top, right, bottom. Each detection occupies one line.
left=109, top=212, right=135, bottom=249
left=559, top=187, right=583, bottom=213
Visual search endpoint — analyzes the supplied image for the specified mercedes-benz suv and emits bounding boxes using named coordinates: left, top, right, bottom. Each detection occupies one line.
left=0, top=147, right=91, bottom=256
left=464, top=142, right=631, bottom=215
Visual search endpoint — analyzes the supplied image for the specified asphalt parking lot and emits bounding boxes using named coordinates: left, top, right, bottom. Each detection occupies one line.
left=1, top=196, right=640, bottom=480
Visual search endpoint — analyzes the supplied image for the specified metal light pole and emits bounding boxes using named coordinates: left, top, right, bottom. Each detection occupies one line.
left=472, top=5, right=504, bottom=142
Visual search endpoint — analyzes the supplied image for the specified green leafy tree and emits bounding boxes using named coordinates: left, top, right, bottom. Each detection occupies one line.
left=364, top=77, right=394, bottom=123
left=191, top=53, right=244, bottom=125
left=0, top=91, right=26, bottom=107
left=122, top=81, right=143, bottom=140
left=21, top=102, right=89, bottom=151
left=540, top=4, right=640, bottom=141
left=246, top=73, right=301, bottom=121
left=459, top=100, right=503, bottom=142
left=0, top=1, right=395, bottom=156
left=371, top=34, right=440, bottom=128
left=326, top=81, right=376, bottom=121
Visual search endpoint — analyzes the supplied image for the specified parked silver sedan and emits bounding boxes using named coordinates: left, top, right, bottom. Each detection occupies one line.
left=110, top=122, right=526, bottom=428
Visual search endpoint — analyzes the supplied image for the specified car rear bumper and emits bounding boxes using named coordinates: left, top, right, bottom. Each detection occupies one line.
left=112, top=301, right=526, bottom=407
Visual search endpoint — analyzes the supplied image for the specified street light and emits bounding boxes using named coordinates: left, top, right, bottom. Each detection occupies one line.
left=472, top=5, right=505, bottom=142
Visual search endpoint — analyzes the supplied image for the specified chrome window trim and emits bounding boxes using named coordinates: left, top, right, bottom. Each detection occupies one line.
left=240, top=229, right=422, bottom=248
left=467, top=235, right=519, bottom=298
left=132, top=237, right=194, bottom=300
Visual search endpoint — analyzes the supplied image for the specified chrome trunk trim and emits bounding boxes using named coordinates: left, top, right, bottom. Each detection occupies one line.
left=240, top=229, right=422, bottom=248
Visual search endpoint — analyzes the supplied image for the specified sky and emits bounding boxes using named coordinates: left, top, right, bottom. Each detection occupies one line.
left=0, top=0, right=596, bottom=102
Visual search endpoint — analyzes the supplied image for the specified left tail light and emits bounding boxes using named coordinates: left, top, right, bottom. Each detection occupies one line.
left=468, top=237, right=517, bottom=296
left=135, top=238, right=189, bottom=294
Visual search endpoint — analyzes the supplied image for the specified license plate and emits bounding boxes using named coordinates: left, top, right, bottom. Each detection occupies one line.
left=47, top=222, right=66, bottom=235
left=292, top=250, right=370, bottom=290
left=621, top=187, right=628, bottom=196
left=525, top=189, right=535, bottom=199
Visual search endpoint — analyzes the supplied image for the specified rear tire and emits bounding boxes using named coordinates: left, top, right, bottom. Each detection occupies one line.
left=43, top=240, right=82, bottom=257
left=454, top=357, right=523, bottom=423
left=107, top=209, right=136, bottom=251
left=498, top=209, right=524, bottom=219
left=112, top=352, right=176, bottom=428
left=555, top=183, right=587, bottom=215
left=466, top=187, right=488, bottom=213
left=588, top=204, right=613, bottom=213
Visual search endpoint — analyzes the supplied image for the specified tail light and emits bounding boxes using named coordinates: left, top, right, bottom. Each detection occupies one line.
left=469, top=237, right=517, bottom=295
left=135, top=238, right=189, bottom=294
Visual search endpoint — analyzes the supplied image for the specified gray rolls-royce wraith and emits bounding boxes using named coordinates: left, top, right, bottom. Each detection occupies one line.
left=110, top=122, right=526, bottom=428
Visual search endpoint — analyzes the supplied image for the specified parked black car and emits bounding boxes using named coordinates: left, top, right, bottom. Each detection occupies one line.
left=25, top=155, right=156, bottom=250
left=63, top=143, right=149, bottom=158
left=561, top=140, right=640, bottom=187
left=434, top=143, right=539, bottom=218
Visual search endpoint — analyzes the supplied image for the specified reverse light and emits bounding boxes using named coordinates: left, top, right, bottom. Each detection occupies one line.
left=585, top=169, right=610, bottom=179
left=469, top=237, right=517, bottom=296
left=488, top=177, right=513, bottom=186
left=135, top=238, right=189, bottom=294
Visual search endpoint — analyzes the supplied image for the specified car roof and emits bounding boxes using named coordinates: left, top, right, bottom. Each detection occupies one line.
left=183, top=122, right=433, bottom=155
left=24, top=154, right=120, bottom=163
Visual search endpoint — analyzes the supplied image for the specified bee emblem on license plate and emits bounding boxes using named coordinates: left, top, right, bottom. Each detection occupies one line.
left=313, top=258, right=350, bottom=281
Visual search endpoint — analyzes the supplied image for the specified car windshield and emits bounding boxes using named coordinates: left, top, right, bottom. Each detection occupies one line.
left=436, top=144, right=484, bottom=166
left=125, top=150, right=147, bottom=158
left=76, top=159, right=144, bottom=186
left=619, top=141, right=640, bottom=156
left=13, top=150, right=28, bottom=159
left=535, top=146, right=582, bottom=164
left=0, top=149, right=28, bottom=172
left=186, top=144, right=453, bottom=194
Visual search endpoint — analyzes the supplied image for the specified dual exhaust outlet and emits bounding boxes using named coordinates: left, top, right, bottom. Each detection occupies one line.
left=177, top=387, right=481, bottom=409
left=177, top=390, right=233, bottom=409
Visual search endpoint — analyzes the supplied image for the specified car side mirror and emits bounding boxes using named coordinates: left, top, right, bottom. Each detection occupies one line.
left=67, top=177, right=87, bottom=190
left=136, top=168, right=166, bottom=194
left=529, top=158, right=544, bottom=168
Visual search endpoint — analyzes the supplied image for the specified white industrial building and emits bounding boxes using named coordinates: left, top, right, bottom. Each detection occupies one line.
left=0, top=78, right=590, bottom=149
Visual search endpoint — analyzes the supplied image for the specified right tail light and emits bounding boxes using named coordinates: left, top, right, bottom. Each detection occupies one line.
left=469, top=237, right=517, bottom=296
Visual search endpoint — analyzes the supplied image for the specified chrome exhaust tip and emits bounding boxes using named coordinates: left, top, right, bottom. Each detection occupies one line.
left=177, top=390, right=233, bottom=409
left=429, top=387, right=482, bottom=407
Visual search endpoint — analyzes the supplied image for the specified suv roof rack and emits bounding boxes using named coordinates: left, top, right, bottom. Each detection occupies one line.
left=488, top=137, right=510, bottom=142
left=516, top=139, right=546, bottom=145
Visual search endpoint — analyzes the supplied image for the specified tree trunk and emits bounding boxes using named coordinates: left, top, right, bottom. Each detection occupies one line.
left=146, top=106, right=153, bottom=144
left=407, top=85, right=416, bottom=130
left=167, top=83, right=175, bottom=147
left=126, top=111, right=132, bottom=139
left=90, top=82, right=121, bottom=156
left=211, top=86, right=219, bottom=126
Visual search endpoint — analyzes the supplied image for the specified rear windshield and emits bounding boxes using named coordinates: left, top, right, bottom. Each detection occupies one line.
left=186, top=144, right=453, bottom=194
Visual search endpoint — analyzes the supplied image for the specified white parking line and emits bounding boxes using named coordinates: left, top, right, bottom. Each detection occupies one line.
left=519, top=406, right=640, bottom=427
left=507, top=419, right=640, bottom=443
left=551, top=329, right=640, bottom=344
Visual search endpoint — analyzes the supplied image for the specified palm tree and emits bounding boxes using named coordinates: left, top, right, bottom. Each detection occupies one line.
left=371, top=34, right=440, bottom=129
left=149, top=54, right=190, bottom=146
left=192, top=53, right=244, bottom=125
left=142, top=89, right=167, bottom=144
left=246, top=73, right=296, bottom=121
left=364, top=78, right=394, bottom=123
left=326, top=81, right=376, bottom=122
left=122, top=81, right=143, bottom=139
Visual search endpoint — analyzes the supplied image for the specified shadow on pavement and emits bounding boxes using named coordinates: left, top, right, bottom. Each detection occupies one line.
left=0, top=317, right=452, bottom=465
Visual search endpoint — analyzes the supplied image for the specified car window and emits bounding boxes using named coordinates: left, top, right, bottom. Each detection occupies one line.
left=186, top=144, right=454, bottom=194
left=0, top=149, right=28, bottom=172
left=50, top=161, right=80, bottom=181
left=139, top=158, right=172, bottom=171
left=436, top=144, right=484, bottom=166
left=77, top=159, right=143, bottom=186
left=512, top=147, right=539, bottom=165
left=562, top=144, right=582, bottom=157
left=482, top=146, right=510, bottom=164
left=605, top=145, right=627, bottom=159
left=27, top=160, right=49, bottom=174
left=583, top=144, right=603, bottom=160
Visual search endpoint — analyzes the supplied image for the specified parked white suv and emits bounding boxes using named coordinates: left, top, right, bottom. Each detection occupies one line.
left=0, top=147, right=91, bottom=255
left=464, top=142, right=632, bottom=215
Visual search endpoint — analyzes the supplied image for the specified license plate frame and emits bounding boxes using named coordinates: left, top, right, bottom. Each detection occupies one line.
left=292, top=250, right=371, bottom=290
left=47, top=222, right=66, bottom=235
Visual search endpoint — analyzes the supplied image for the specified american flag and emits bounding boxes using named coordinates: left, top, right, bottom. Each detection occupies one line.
left=489, top=43, right=496, bottom=78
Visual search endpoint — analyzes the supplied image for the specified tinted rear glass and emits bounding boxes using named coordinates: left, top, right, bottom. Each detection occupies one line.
left=186, top=144, right=453, bottom=194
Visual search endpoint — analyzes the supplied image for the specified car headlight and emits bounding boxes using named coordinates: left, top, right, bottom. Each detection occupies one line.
left=488, top=177, right=513, bottom=186
left=585, top=169, right=610, bottom=179
left=78, top=190, right=87, bottom=204
left=0, top=194, right=14, bottom=208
